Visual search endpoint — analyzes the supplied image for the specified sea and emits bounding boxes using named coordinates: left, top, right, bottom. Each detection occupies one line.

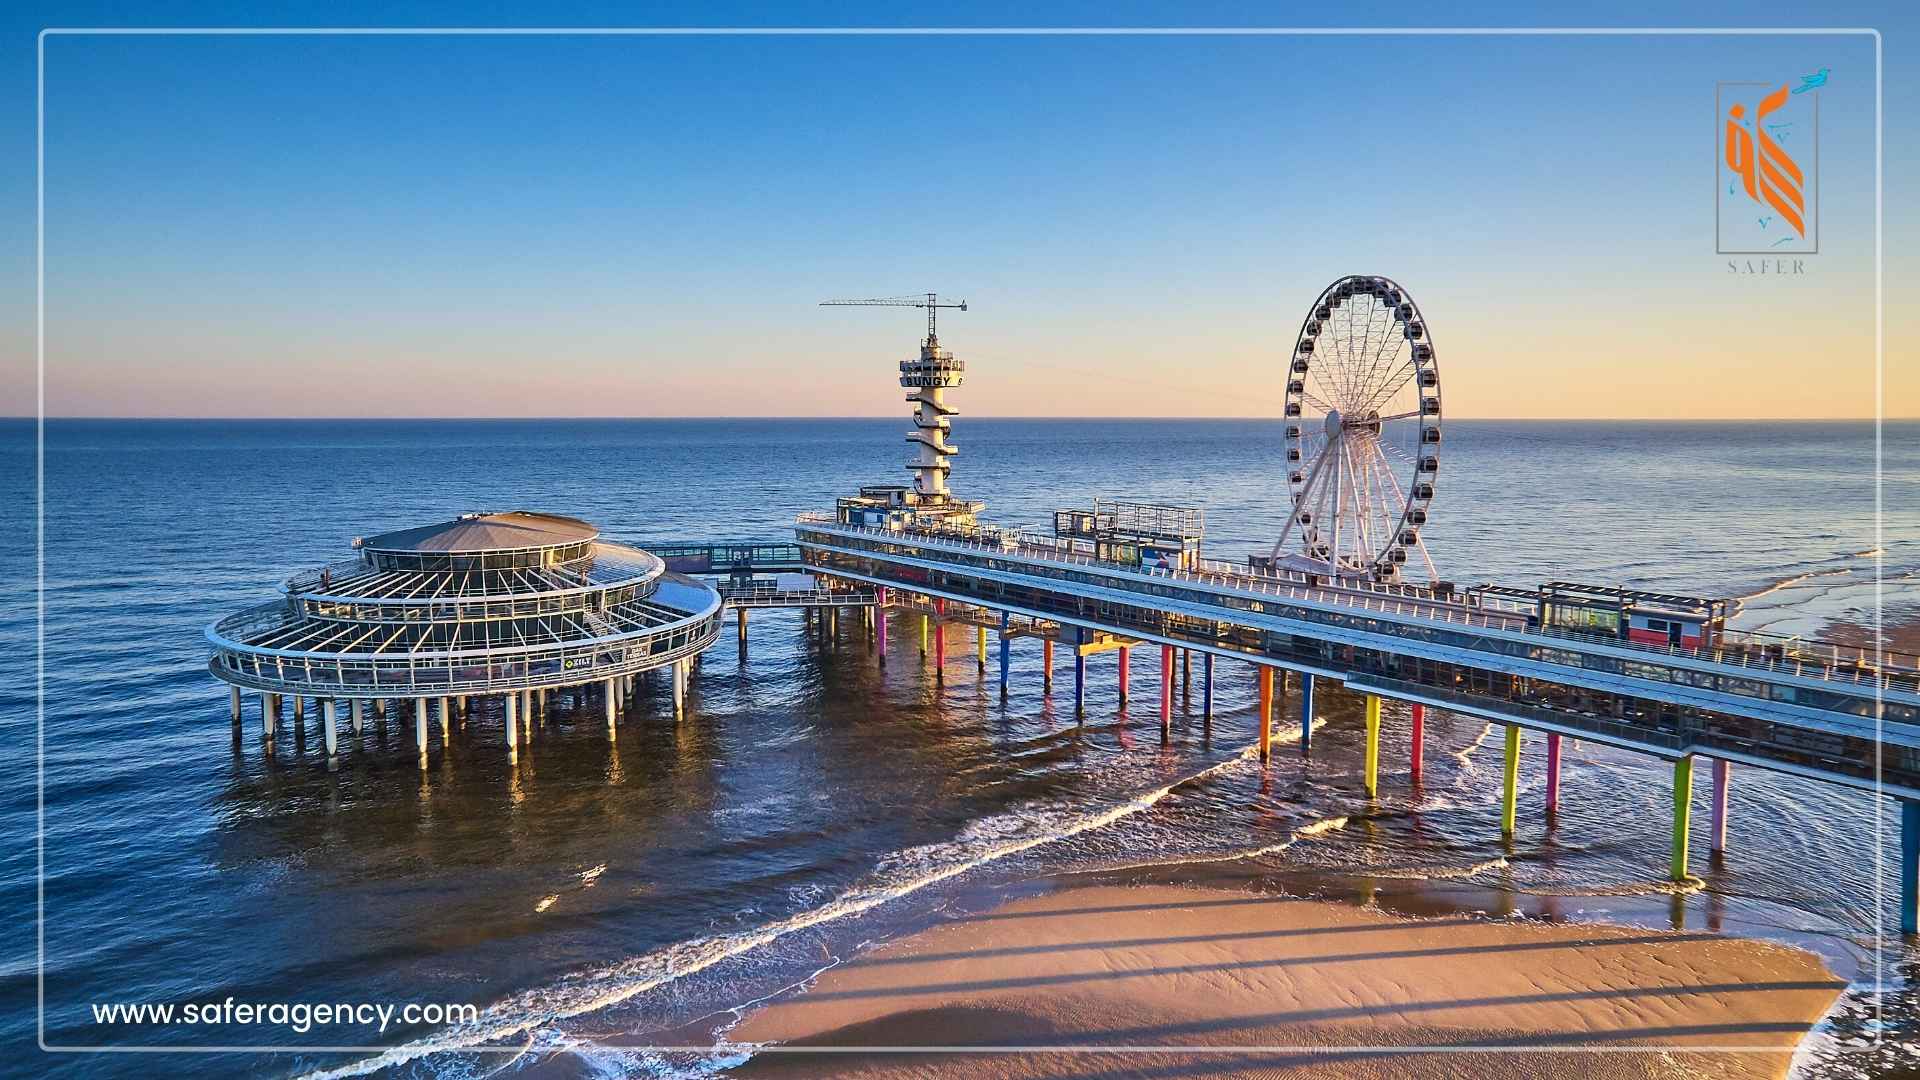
left=1, top=417, right=1916, bottom=1079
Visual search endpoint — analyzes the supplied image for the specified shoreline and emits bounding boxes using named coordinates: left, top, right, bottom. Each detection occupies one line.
left=715, top=874, right=1847, bottom=1079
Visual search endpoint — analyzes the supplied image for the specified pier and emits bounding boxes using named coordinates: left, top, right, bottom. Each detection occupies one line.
left=202, top=278, right=1920, bottom=937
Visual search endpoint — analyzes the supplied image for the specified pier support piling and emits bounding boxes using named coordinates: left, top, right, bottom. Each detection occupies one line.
left=1409, top=702, right=1424, bottom=781
left=229, top=686, right=242, bottom=725
left=261, top=693, right=278, bottom=744
left=604, top=677, right=617, bottom=734
left=977, top=625, right=987, bottom=670
left=1073, top=632, right=1087, bottom=715
left=1117, top=647, right=1130, bottom=707
left=919, top=613, right=929, bottom=658
left=1202, top=653, right=1214, bottom=720
left=997, top=611, right=1010, bottom=696
left=673, top=659, right=686, bottom=721
left=351, top=697, right=364, bottom=735
left=875, top=587, right=888, bottom=663
left=1182, top=648, right=1191, bottom=705
left=1363, top=694, right=1381, bottom=798
left=1711, top=759, right=1731, bottom=855
left=1043, top=638, right=1054, bottom=693
left=1501, top=725, right=1521, bottom=839
left=738, top=607, right=748, bottom=658
left=1902, top=801, right=1920, bottom=935
left=504, top=693, right=518, bottom=761
left=1546, top=732, right=1562, bottom=815
left=322, top=699, right=338, bottom=758
left=1159, top=644, right=1174, bottom=735
left=292, top=695, right=304, bottom=722
left=1257, top=666, right=1274, bottom=762
left=1672, top=755, right=1695, bottom=882
left=414, top=698, right=429, bottom=768
left=439, top=697, right=451, bottom=742
left=1299, top=673, right=1315, bottom=754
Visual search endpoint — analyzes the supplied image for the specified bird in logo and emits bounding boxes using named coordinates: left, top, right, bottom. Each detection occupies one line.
left=1792, top=68, right=1829, bottom=94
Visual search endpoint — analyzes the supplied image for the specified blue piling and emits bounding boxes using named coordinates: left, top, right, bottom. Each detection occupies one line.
left=1904, top=801, right=1920, bottom=935
left=1299, top=672, right=1315, bottom=753
left=997, top=610, right=1010, bottom=695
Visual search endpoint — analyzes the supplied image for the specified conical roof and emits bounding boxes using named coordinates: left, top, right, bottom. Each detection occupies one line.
left=360, top=512, right=597, bottom=555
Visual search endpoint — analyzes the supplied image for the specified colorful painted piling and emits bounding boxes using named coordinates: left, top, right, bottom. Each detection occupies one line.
left=874, top=586, right=888, bottom=662
left=997, top=610, right=1010, bottom=695
left=1903, top=802, right=1920, bottom=935
left=1363, top=694, right=1381, bottom=798
left=1159, top=644, right=1174, bottom=734
left=1409, top=702, right=1424, bottom=780
left=1257, top=666, right=1274, bottom=761
left=1501, top=724, right=1521, bottom=839
left=1042, top=638, right=1054, bottom=692
left=1672, top=754, right=1694, bottom=882
left=1298, top=672, right=1315, bottom=754
left=1545, top=732, right=1562, bottom=815
left=976, top=625, right=987, bottom=670
left=1117, top=646, right=1130, bottom=707
left=1711, top=758, right=1730, bottom=854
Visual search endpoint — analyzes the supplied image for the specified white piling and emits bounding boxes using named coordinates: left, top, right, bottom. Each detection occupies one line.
left=322, top=699, right=338, bottom=757
left=505, top=692, right=519, bottom=760
left=351, top=697, right=364, bottom=734
left=414, top=698, right=428, bottom=766
left=229, top=686, right=242, bottom=724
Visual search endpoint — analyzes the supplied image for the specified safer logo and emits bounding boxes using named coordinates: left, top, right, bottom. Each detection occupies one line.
left=1716, top=74, right=1821, bottom=254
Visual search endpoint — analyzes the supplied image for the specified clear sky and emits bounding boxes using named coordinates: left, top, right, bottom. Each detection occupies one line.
left=6, top=2, right=1916, bottom=418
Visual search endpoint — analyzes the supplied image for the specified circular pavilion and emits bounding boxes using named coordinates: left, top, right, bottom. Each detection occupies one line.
left=207, top=511, right=723, bottom=764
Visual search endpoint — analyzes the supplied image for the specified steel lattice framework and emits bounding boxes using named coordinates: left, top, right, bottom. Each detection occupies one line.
left=1272, top=275, right=1442, bottom=583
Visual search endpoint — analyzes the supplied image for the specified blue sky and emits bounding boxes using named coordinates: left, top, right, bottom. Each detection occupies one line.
left=5, top=2, right=1915, bottom=417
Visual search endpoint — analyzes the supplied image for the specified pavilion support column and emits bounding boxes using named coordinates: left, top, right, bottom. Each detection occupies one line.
left=504, top=693, right=519, bottom=761
left=458, top=694, right=469, bottom=719
left=976, top=625, right=987, bottom=671
left=1409, top=703, right=1425, bottom=782
left=351, top=697, right=365, bottom=735
left=997, top=610, right=1011, bottom=697
left=874, top=587, right=889, bottom=664
left=414, top=698, right=429, bottom=768
left=1545, top=732, right=1563, bottom=815
left=1042, top=638, right=1054, bottom=693
left=1158, top=644, right=1174, bottom=736
left=229, top=686, right=242, bottom=725
left=439, top=697, right=451, bottom=742
left=1256, top=666, right=1274, bottom=762
left=672, top=659, right=687, bottom=721
left=1501, top=725, right=1522, bottom=840
left=322, top=699, right=339, bottom=758
left=1202, top=653, right=1214, bottom=720
left=919, top=614, right=929, bottom=658
left=1363, top=694, right=1381, bottom=799
left=1182, top=648, right=1192, bottom=705
left=261, top=693, right=279, bottom=745
left=1902, top=802, right=1920, bottom=935
left=1711, top=759, right=1732, bottom=855
left=1116, top=647, right=1130, bottom=708
left=1298, top=673, right=1315, bottom=754
left=738, top=607, right=749, bottom=659
left=374, top=698, right=386, bottom=720
left=604, top=676, right=618, bottom=739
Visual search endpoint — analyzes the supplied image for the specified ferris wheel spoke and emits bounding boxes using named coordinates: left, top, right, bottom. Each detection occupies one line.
left=1373, top=409, right=1422, bottom=423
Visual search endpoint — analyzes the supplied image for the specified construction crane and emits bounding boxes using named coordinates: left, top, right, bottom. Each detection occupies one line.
left=819, top=293, right=968, bottom=345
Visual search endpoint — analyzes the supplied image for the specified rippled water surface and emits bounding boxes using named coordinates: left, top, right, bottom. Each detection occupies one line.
left=1, top=417, right=1915, bottom=1079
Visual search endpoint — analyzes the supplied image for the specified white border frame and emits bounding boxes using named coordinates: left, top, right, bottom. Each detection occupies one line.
left=35, top=23, right=1888, bottom=1066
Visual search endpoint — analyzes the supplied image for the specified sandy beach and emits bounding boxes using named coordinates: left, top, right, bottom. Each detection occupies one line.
left=727, top=883, right=1846, bottom=1079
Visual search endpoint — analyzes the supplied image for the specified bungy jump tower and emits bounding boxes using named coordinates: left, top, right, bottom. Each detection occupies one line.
left=820, top=293, right=985, bottom=530
left=205, top=512, right=723, bottom=767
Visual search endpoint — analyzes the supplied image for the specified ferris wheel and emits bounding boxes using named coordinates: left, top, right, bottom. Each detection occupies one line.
left=1269, top=275, right=1442, bottom=583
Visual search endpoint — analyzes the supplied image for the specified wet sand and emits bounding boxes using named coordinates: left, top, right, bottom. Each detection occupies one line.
left=727, top=883, right=1845, bottom=1079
